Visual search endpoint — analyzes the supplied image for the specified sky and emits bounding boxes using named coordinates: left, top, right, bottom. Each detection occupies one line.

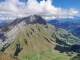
left=53, top=0, right=80, bottom=9
left=0, top=0, right=79, bottom=9
left=36, top=0, right=80, bottom=9
left=0, top=0, right=80, bottom=20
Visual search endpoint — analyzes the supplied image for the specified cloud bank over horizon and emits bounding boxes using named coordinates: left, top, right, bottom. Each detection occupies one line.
left=0, top=0, right=80, bottom=20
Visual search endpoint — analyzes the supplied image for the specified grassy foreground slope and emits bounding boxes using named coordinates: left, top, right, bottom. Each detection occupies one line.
left=2, top=24, right=71, bottom=60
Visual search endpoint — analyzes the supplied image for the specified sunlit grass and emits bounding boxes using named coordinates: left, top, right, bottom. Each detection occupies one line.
left=21, top=49, right=71, bottom=60
left=2, top=24, right=73, bottom=60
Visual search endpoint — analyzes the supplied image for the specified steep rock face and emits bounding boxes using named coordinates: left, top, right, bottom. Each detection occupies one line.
left=24, top=15, right=47, bottom=25
left=9, top=15, right=47, bottom=27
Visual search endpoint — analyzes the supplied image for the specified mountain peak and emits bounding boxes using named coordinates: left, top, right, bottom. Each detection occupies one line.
left=10, top=15, right=47, bottom=27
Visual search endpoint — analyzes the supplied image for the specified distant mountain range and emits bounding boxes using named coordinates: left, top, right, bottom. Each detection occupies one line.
left=48, top=18, right=80, bottom=38
left=0, top=20, right=9, bottom=28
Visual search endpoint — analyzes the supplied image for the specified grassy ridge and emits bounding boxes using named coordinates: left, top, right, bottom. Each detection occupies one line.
left=0, top=24, right=71, bottom=60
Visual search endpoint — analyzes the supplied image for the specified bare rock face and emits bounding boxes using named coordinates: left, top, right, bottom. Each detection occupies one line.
left=24, top=15, right=47, bottom=25
left=9, top=15, right=47, bottom=27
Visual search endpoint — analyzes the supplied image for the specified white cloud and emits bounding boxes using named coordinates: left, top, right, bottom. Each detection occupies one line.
left=68, top=8, right=79, bottom=16
left=0, top=0, right=80, bottom=20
